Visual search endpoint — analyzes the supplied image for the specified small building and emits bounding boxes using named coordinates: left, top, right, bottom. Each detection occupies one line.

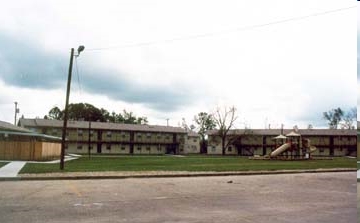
left=0, top=120, right=61, bottom=161
left=207, top=128, right=356, bottom=157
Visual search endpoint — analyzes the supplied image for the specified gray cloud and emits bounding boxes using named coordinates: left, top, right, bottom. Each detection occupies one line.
left=81, top=69, right=193, bottom=111
left=0, top=33, right=196, bottom=112
left=0, top=35, right=67, bottom=89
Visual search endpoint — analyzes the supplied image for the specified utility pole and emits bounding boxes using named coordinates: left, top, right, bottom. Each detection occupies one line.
left=14, top=102, right=19, bottom=125
left=60, top=46, right=85, bottom=170
left=88, top=120, right=91, bottom=159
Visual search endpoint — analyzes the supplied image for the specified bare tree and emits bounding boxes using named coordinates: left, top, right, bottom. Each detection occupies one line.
left=341, top=107, right=356, bottom=129
left=213, top=106, right=238, bottom=155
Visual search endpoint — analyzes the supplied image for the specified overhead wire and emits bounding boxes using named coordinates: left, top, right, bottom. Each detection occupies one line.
left=86, top=5, right=355, bottom=51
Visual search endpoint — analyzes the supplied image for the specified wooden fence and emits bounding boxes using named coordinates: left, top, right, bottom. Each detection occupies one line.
left=0, top=141, right=60, bottom=161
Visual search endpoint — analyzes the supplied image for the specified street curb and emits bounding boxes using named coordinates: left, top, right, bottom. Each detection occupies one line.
left=0, top=168, right=356, bottom=181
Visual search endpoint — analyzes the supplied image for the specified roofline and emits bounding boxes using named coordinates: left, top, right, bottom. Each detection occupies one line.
left=207, top=128, right=356, bottom=136
left=0, top=131, right=62, bottom=141
left=18, top=118, right=187, bottom=133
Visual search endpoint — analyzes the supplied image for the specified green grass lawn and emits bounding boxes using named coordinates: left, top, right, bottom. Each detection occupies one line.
left=0, top=162, right=8, bottom=168
left=19, top=155, right=356, bottom=174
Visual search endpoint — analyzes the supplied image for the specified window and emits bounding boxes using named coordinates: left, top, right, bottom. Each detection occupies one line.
left=106, top=131, right=112, bottom=138
left=137, top=146, right=142, bottom=151
left=193, top=139, right=197, bottom=143
left=137, top=133, right=142, bottom=139
left=146, top=133, right=151, bottom=139
left=211, top=146, right=216, bottom=152
left=121, top=146, right=126, bottom=150
left=106, top=144, right=111, bottom=150
left=78, top=130, right=83, bottom=137
left=319, top=148, right=324, bottom=153
left=228, top=146, right=232, bottom=152
left=122, top=133, right=126, bottom=138
left=89, top=130, right=94, bottom=137
left=165, top=135, right=170, bottom=140
left=157, top=134, right=162, bottom=139
left=146, top=146, right=151, bottom=151
left=89, top=145, right=93, bottom=150
left=77, top=144, right=83, bottom=150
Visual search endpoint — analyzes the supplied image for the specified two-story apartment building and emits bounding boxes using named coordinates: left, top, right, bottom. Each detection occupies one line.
left=207, top=128, right=357, bottom=157
left=19, top=118, right=192, bottom=155
left=182, top=131, right=200, bottom=154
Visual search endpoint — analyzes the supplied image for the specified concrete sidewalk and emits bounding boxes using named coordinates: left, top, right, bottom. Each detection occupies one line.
left=14, top=168, right=357, bottom=181
left=0, top=155, right=80, bottom=179
left=0, top=162, right=26, bottom=177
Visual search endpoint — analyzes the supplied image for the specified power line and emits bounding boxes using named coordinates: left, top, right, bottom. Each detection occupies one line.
left=87, top=5, right=355, bottom=51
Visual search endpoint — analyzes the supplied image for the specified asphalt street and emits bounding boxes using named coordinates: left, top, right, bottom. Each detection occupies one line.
left=0, top=172, right=356, bottom=223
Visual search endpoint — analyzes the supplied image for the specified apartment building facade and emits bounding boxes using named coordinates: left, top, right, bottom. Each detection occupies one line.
left=19, top=118, right=195, bottom=155
left=207, top=128, right=357, bottom=157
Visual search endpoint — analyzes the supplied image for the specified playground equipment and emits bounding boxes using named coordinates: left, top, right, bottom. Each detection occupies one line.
left=270, top=130, right=317, bottom=160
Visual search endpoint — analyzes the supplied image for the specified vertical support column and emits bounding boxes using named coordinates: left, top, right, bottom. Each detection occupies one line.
left=130, top=132, right=134, bottom=154
left=329, top=136, right=334, bottom=156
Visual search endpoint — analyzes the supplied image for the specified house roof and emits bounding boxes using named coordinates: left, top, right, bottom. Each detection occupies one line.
left=19, top=118, right=187, bottom=134
left=0, top=120, right=32, bottom=133
left=207, top=128, right=356, bottom=136
left=0, top=130, right=61, bottom=141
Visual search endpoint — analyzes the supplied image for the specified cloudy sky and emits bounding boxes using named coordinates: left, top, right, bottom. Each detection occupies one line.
left=0, top=0, right=356, bottom=129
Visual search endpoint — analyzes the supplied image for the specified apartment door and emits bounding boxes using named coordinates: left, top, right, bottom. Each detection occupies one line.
left=97, top=143, right=102, bottom=154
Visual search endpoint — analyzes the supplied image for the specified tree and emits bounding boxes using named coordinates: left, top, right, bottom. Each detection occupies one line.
left=341, top=107, right=356, bottom=129
left=47, top=106, right=63, bottom=120
left=136, top=116, right=148, bottom=125
left=67, top=103, right=104, bottom=121
left=323, top=107, right=344, bottom=129
left=213, top=106, right=238, bottom=155
left=194, top=112, right=216, bottom=153
left=45, top=103, right=148, bottom=124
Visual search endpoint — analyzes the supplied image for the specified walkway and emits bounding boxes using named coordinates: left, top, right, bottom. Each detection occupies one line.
left=0, top=161, right=26, bottom=177
left=0, top=155, right=80, bottom=178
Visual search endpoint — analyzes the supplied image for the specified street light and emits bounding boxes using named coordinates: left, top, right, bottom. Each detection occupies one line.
left=60, top=46, right=85, bottom=170
left=14, top=102, right=19, bottom=125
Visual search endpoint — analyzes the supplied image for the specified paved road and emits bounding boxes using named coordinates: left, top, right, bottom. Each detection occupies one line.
left=0, top=172, right=356, bottom=223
